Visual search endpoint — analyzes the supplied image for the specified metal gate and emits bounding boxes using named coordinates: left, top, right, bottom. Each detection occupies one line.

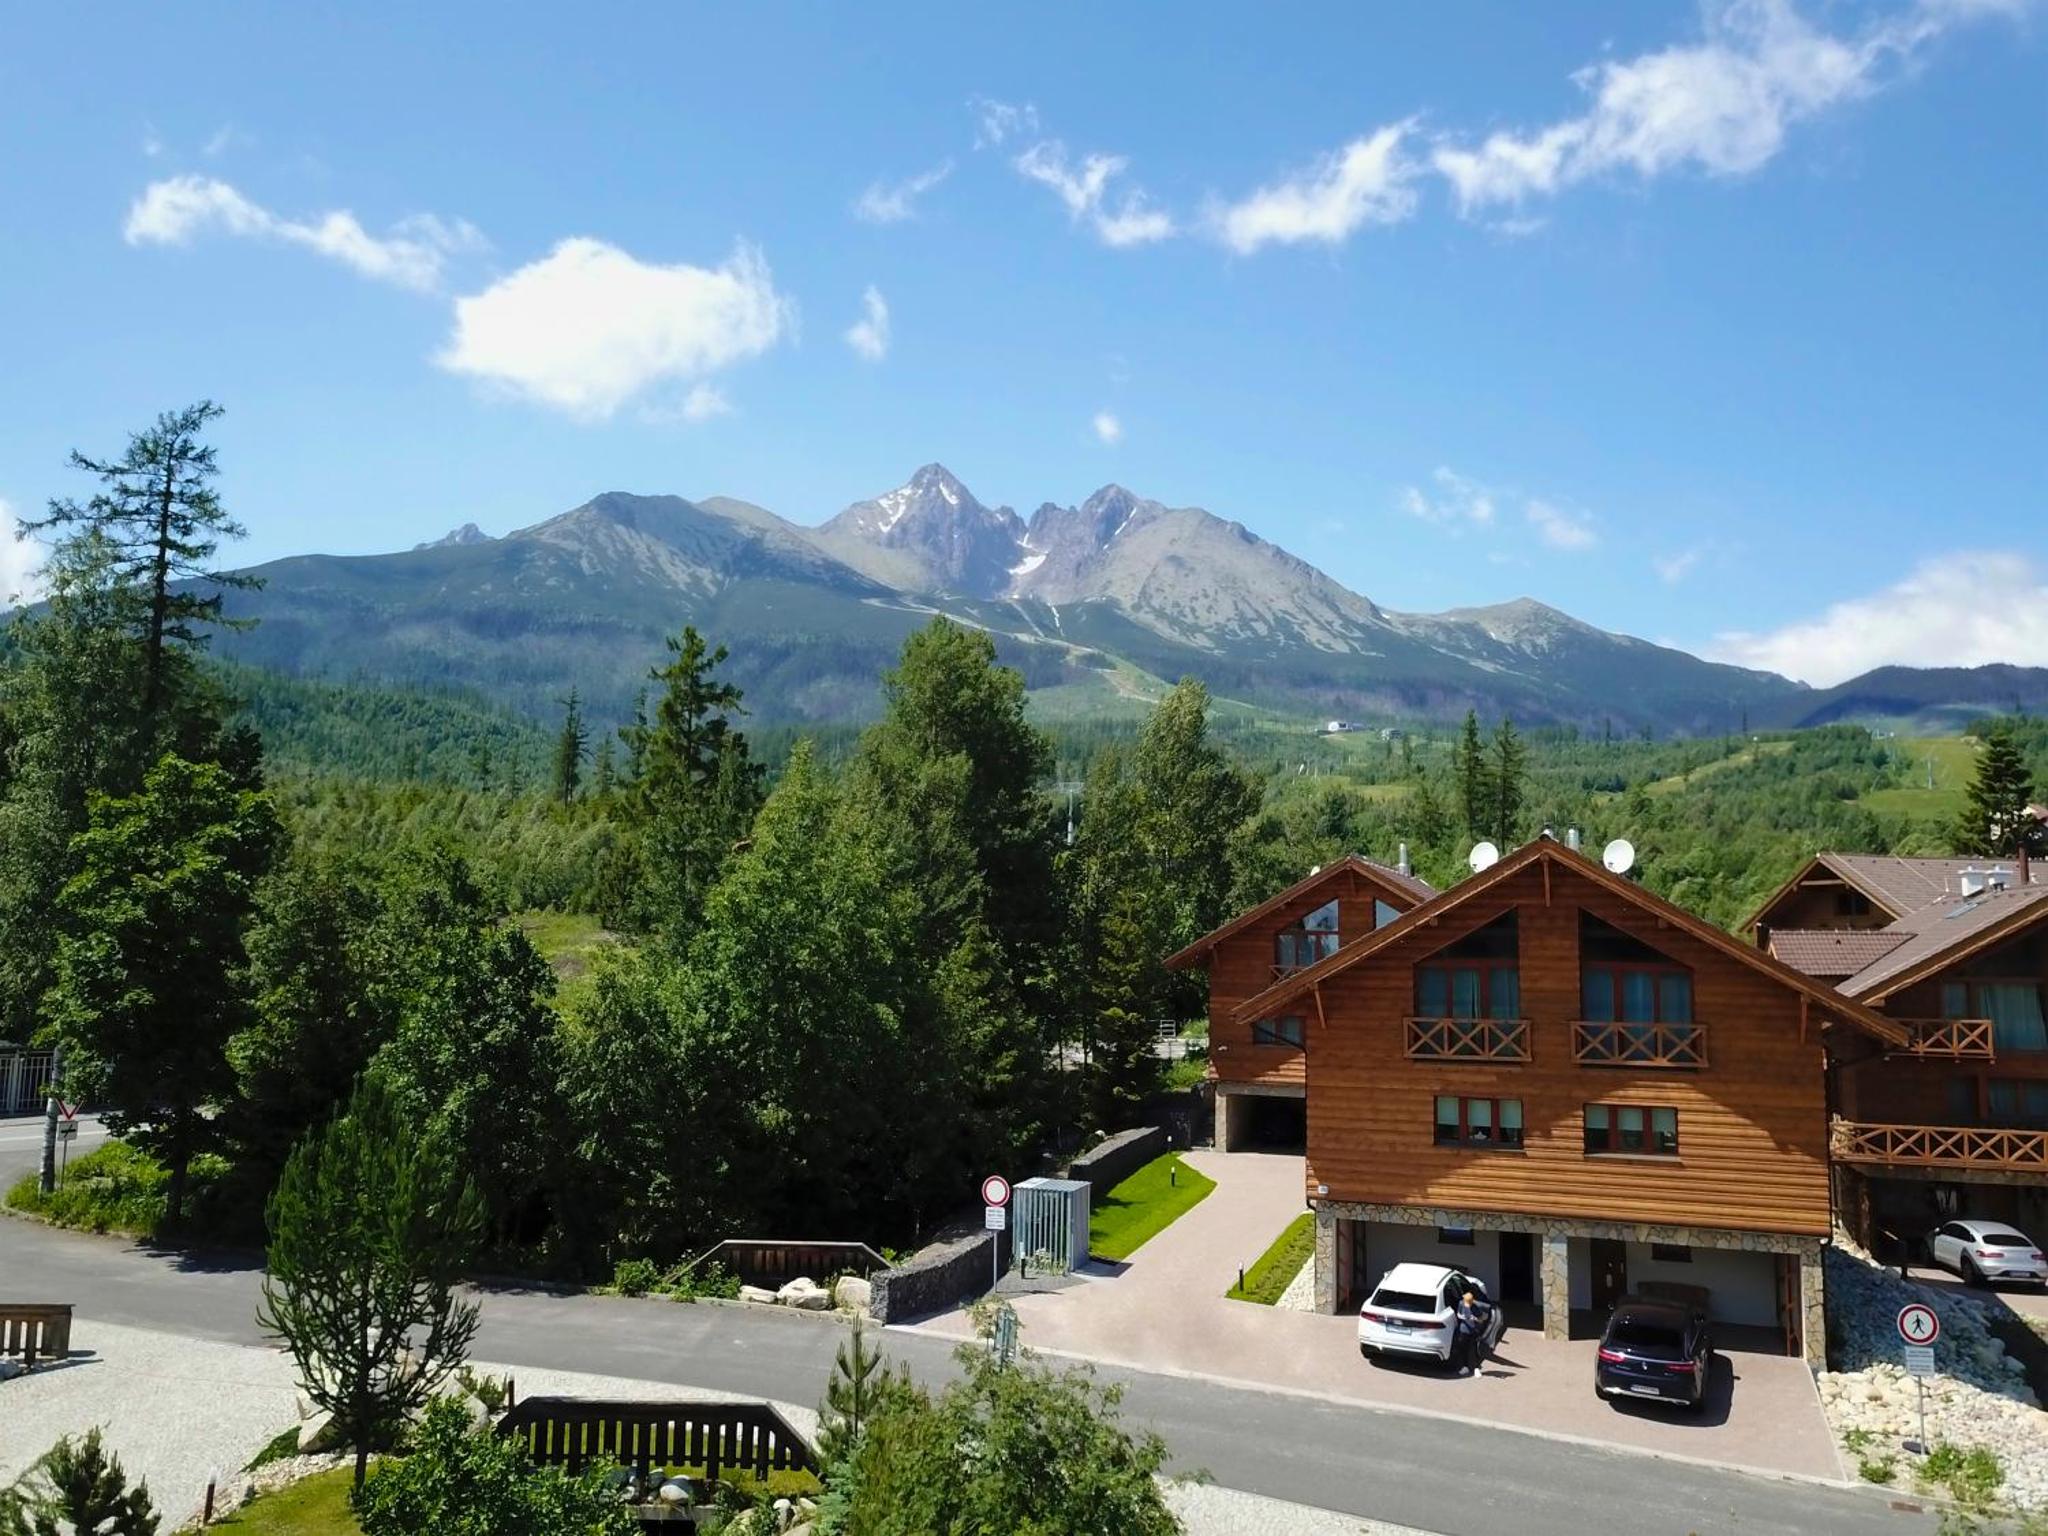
left=1, top=1052, right=54, bottom=1116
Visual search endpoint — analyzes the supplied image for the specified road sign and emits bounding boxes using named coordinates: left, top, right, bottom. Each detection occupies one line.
left=984, top=1204, right=1008, bottom=1231
left=1903, top=1345, right=1936, bottom=1377
left=981, top=1174, right=1011, bottom=1208
left=1897, top=1303, right=1940, bottom=1346
left=55, top=1120, right=77, bottom=1142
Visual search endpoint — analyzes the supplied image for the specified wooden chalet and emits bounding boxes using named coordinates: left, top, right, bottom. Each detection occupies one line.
left=1187, top=839, right=1907, bottom=1364
left=1750, top=853, right=2048, bottom=1255
left=1164, top=853, right=1433, bottom=1153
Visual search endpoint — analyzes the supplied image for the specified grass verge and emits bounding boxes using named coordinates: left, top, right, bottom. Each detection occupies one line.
left=1224, top=1211, right=1315, bottom=1304
left=4, top=1140, right=228, bottom=1239
left=211, top=1465, right=359, bottom=1534
left=1087, top=1152, right=1215, bottom=1262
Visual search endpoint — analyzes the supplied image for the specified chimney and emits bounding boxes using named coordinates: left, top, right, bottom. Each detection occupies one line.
left=2019, top=844, right=2032, bottom=889
left=1566, top=826, right=1582, bottom=852
left=1396, top=842, right=1411, bottom=877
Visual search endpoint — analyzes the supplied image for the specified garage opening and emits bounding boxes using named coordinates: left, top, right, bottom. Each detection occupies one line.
left=1243, top=1094, right=1306, bottom=1151
left=1566, top=1236, right=1795, bottom=1354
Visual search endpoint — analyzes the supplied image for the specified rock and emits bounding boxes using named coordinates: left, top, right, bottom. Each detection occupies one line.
left=296, top=1409, right=336, bottom=1453
left=738, top=1285, right=778, bottom=1305
left=0, top=1360, right=24, bottom=1383
left=834, top=1276, right=873, bottom=1312
left=657, top=1480, right=690, bottom=1505
left=777, top=1278, right=831, bottom=1310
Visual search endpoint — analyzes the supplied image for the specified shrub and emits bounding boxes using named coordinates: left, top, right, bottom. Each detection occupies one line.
left=1921, top=1443, right=2004, bottom=1510
left=1859, top=1454, right=1898, bottom=1485
left=352, top=1399, right=637, bottom=1536
left=4, top=1141, right=228, bottom=1238
left=606, top=1257, right=661, bottom=1296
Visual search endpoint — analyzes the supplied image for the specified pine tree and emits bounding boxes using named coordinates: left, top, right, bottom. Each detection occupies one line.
left=1955, top=722, right=2042, bottom=856
left=591, top=736, right=616, bottom=799
left=25, top=402, right=257, bottom=725
left=551, top=688, right=587, bottom=806
left=258, top=1074, right=484, bottom=1492
left=1490, top=717, right=1527, bottom=850
left=1454, top=710, right=1492, bottom=839
left=20, top=1429, right=158, bottom=1536
left=815, top=1317, right=907, bottom=1467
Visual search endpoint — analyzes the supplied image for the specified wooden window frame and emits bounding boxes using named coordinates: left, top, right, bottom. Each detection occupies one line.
left=1415, top=959, right=1522, bottom=1021
left=1251, top=1015, right=1306, bottom=1051
left=1274, top=900, right=1342, bottom=975
left=1581, top=961, right=1695, bottom=1025
left=1944, top=977, right=2048, bottom=1056
left=1583, top=1103, right=1680, bottom=1158
left=1433, top=1095, right=1524, bottom=1151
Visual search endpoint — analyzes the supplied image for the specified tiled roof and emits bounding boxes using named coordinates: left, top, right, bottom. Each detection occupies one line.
left=1821, top=855, right=2007, bottom=917
left=1839, top=882, right=2048, bottom=999
left=1767, top=929, right=1911, bottom=978
left=1161, top=854, right=1434, bottom=970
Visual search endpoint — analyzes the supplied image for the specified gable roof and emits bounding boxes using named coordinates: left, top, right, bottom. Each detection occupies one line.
left=1229, top=839, right=1908, bottom=1048
left=1163, top=854, right=1433, bottom=972
left=1748, top=854, right=2009, bottom=935
left=1767, top=928, right=1911, bottom=978
left=1838, top=883, right=2048, bottom=1002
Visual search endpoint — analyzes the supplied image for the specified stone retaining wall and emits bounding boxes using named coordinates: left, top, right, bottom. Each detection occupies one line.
left=868, top=1231, right=1002, bottom=1324
left=1067, top=1126, right=1165, bottom=1194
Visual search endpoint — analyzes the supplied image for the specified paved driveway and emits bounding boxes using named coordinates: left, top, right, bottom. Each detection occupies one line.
left=906, top=1149, right=1844, bottom=1483
left=1901, top=1262, right=2048, bottom=1323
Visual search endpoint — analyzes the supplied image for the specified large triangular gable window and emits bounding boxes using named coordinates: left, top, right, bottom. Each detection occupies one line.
left=1414, top=911, right=1520, bottom=1020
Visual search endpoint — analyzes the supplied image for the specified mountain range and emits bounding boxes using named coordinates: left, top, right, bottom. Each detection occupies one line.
left=197, top=463, right=2048, bottom=732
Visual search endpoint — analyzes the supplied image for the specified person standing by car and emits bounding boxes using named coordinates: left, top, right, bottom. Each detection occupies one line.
left=1453, top=1289, right=1494, bottom=1376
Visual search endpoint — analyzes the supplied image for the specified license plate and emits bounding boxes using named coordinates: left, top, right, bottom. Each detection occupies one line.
left=1626, top=1385, right=1662, bottom=1397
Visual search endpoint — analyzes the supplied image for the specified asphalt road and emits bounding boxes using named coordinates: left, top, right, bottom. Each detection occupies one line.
left=0, top=1113, right=110, bottom=1189
left=0, top=1219, right=1938, bottom=1536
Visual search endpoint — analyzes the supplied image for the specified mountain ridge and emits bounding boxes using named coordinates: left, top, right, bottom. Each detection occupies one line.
left=188, top=462, right=2048, bottom=733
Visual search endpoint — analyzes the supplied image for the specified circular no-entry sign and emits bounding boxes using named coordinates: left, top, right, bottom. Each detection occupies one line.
left=1897, top=1303, right=1940, bottom=1346
left=981, top=1174, right=1011, bottom=1208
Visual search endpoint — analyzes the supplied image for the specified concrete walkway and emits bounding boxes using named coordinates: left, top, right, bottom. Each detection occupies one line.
left=906, top=1149, right=1846, bottom=1484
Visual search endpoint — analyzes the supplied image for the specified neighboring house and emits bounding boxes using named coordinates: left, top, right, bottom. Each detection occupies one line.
left=1199, top=839, right=1907, bottom=1365
left=1165, top=854, right=1432, bottom=1154
left=1750, top=853, right=2048, bottom=1253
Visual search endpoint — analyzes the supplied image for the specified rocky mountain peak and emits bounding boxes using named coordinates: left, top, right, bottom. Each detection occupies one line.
left=414, top=521, right=491, bottom=551
left=816, top=464, right=1028, bottom=596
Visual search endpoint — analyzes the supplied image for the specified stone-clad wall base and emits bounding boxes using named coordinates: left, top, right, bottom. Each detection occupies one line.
left=1313, top=1208, right=1337, bottom=1313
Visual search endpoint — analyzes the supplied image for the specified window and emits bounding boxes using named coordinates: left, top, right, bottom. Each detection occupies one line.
left=1580, top=915, right=1693, bottom=1024
left=1374, top=899, right=1401, bottom=929
left=1436, top=1226, right=1476, bottom=1246
left=1435, top=1095, right=1523, bottom=1150
left=1836, top=891, right=1872, bottom=918
left=1943, top=980, right=2048, bottom=1054
left=1252, top=1015, right=1305, bottom=1049
left=1416, top=913, right=1521, bottom=1021
left=1650, top=1243, right=1693, bottom=1264
left=1987, top=1079, right=2048, bottom=1130
left=1275, top=899, right=1341, bottom=972
left=1584, top=1104, right=1679, bottom=1157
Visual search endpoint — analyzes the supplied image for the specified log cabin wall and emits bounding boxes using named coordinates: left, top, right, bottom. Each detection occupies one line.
left=1304, top=861, right=1835, bottom=1238
left=1207, top=869, right=1411, bottom=1090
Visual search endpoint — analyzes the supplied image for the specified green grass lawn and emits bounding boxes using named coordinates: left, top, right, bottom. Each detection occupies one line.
left=1224, top=1211, right=1315, bottom=1304
left=212, top=1466, right=359, bottom=1534
left=4, top=1140, right=227, bottom=1239
left=1087, top=1152, right=1215, bottom=1262
left=1860, top=735, right=1980, bottom=822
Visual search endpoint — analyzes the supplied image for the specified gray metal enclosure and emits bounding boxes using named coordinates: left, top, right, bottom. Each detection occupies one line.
left=1013, top=1177, right=1091, bottom=1273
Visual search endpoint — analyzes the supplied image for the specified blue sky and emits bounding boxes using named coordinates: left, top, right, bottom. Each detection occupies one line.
left=1, top=1, right=2043, bottom=685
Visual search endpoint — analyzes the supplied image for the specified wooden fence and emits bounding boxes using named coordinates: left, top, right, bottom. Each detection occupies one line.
left=496, top=1397, right=816, bottom=1484
left=690, top=1240, right=889, bottom=1289
left=0, top=1303, right=73, bottom=1366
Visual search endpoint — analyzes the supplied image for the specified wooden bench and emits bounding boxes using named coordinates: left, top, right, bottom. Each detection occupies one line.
left=0, top=1303, right=73, bottom=1367
left=496, top=1397, right=816, bottom=1484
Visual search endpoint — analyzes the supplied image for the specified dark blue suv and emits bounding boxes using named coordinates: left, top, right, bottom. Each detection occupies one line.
left=1594, top=1296, right=1712, bottom=1411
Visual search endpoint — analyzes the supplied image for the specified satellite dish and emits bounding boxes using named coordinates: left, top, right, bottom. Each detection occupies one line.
left=1468, top=841, right=1500, bottom=873
left=1602, top=837, right=1637, bottom=876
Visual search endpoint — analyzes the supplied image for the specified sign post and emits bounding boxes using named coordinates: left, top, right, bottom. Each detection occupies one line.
left=981, top=1175, right=1011, bottom=1292
left=1897, top=1303, right=1940, bottom=1453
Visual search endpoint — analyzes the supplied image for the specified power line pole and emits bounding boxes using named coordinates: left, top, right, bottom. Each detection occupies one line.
left=38, top=1045, right=62, bottom=1195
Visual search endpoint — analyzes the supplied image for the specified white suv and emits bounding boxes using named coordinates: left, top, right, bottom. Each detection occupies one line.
left=1358, top=1262, right=1506, bottom=1364
left=1927, top=1219, right=2047, bottom=1287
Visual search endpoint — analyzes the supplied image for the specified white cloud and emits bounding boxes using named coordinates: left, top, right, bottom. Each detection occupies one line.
left=1708, top=551, right=2048, bottom=686
left=1526, top=498, right=1598, bottom=551
left=1014, top=141, right=1176, bottom=247
left=0, top=499, right=44, bottom=607
left=1432, top=0, right=2017, bottom=213
left=141, top=126, right=165, bottom=159
left=680, top=383, right=733, bottom=422
left=1093, top=411, right=1124, bottom=445
left=1654, top=547, right=1705, bottom=584
left=971, top=97, right=1040, bottom=149
left=1400, top=466, right=1496, bottom=528
left=203, top=124, right=247, bottom=158
left=123, top=175, right=482, bottom=292
left=438, top=238, right=792, bottom=418
left=1212, top=122, right=1420, bottom=254
left=854, top=161, right=953, bottom=224
left=844, top=285, right=890, bottom=362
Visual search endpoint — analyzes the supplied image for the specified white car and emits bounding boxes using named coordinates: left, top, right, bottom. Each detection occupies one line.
left=1358, top=1262, right=1507, bottom=1364
left=1927, top=1220, right=2048, bottom=1287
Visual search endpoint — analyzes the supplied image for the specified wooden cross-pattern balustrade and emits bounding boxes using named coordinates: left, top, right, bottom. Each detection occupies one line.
left=1404, top=1016, right=1531, bottom=1063
left=1830, top=1118, right=2048, bottom=1171
left=1888, top=1018, right=1996, bottom=1061
left=1571, top=1021, right=1708, bottom=1069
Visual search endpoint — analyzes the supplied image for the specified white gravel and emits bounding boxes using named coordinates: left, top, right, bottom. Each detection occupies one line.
left=1819, top=1234, right=2047, bottom=1511
left=0, top=1322, right=1422, bottom=1535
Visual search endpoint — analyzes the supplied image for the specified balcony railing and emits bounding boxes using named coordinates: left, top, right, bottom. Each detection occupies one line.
left=1571, top=1021, right=1708, bottom=1070
left=1830, top=1117, right=2048, bottom=1172
left=1405, top=1016, right=1530, bottom=1063
left=1888, top=1018, right=1996, bottom=1061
